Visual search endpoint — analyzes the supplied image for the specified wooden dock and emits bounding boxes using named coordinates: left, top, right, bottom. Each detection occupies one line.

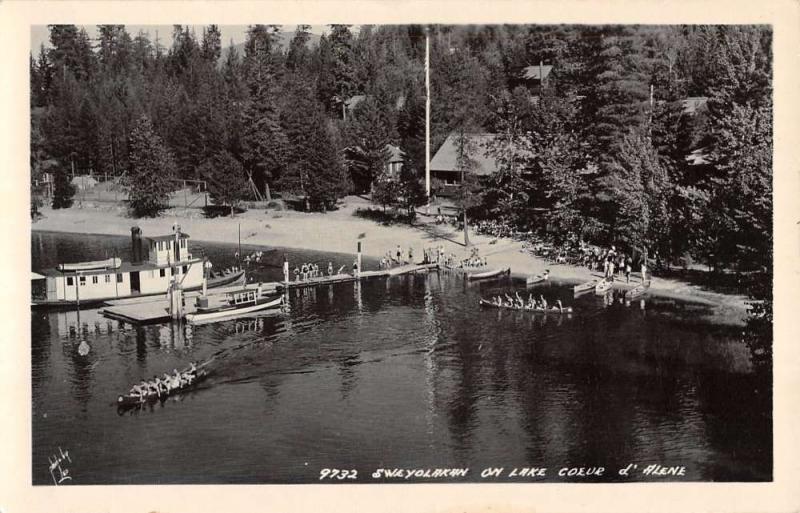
left=100, top=263, right=440, bottom=324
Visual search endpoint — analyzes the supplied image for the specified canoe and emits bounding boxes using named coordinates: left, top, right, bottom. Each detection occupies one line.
left=117, top=367, right=210, bottom=410
left=526, top=273, right=549, bottom=286
left=625, top=280, right=651, bottom=299
left=466, top=267, right=511, bottom=281
left=185, top=294, right=283, bottom=324
left=595, top=278, right=613, bottom=295
left=58, top=257, right=121, bottom=272
left=574, top=278, right=600, bottom=294
left=479, top=299, right=573, bottom=313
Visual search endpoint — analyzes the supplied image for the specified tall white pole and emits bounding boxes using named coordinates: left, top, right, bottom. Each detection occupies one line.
left=425, top=30, right=431, bottom=200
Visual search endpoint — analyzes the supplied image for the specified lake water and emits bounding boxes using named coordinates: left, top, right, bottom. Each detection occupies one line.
left=31, top=231, right=771, bottom=484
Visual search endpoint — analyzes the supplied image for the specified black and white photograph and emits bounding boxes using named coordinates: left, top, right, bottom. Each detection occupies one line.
left=3, top=1, right=799, bottom=510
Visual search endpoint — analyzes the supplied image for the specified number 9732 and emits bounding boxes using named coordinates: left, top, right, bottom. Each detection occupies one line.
left=319, top=468, right=358, bottom=480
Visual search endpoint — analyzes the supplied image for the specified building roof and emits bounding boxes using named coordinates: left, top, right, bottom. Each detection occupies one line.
left=431, top=133, right=525, bottom=176
left=521, top=64, right=553, bottom=81
left=387, top=144, right=404, bottom=163
left=682, top=96, right=708, bottom=115
left=345, top=95, right=366, bottom=111
left=686, top=147, right=710, bottom=166
left=145, top=232, right=190, bottom=242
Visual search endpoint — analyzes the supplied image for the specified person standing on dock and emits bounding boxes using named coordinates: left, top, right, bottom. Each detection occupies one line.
left=328, top=262, right=334, bottom=276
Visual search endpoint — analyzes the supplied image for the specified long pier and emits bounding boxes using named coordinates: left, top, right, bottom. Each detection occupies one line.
left=100, top=263, right=440, bottom=324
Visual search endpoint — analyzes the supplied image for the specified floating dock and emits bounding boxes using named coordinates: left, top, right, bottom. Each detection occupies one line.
left=100, top=263, right=440, bottom=324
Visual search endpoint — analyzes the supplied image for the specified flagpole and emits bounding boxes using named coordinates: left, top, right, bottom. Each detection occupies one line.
left=425, top=28, right=431, bottom=202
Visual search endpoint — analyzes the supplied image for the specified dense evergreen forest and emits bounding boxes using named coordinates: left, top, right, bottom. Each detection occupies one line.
left=30, top=24, right=772, bottom=276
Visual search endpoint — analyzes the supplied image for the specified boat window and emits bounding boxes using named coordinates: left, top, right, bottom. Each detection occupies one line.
left=66, top=276, right=74, bottom=286
left=116, top=273, right=123, bottom=283
left=79, top=276, right=86, bottom=286
left=182, top=265, right=188, bottom=274
left=160, top=268, right=166, bottom=277
left=92, top=275, right=98, bottom=284
left=104, top=274, right=111, bottom=283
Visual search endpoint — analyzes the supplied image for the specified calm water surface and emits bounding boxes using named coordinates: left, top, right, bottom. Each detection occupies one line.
left=31, top=231, right=771, bottom=484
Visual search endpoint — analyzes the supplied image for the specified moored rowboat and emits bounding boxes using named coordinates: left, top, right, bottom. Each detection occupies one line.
left=625, top=280, right=651, bottom=299
left=574, top=278, right=599, bottom=294
left=595, top=278, right=613, bottom=295
left=466, top=267, right=511, bottom=281
left=479, top=299, right=573, bottom=313
left=526, top=271, right=549, bottom=286
left=185, top=292, right=283, bottom=324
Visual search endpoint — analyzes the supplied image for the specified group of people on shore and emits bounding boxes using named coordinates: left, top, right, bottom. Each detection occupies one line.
left=584, top=246, right=648, bottom=283
left=128, top=363, right=198, bottom=401
left=460, top=247, right=487, bottom=268
left=490, top=292, right=564, bottom=312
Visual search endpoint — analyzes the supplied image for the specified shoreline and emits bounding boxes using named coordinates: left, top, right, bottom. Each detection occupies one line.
left=31, top=200, right=750, bottom=325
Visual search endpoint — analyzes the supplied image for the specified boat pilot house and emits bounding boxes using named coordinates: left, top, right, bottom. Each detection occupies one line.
left=35, top=227, right=205, bottom=305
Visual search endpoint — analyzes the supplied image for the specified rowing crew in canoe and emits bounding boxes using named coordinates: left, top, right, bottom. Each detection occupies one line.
left=488, top=292, right=565, bottom=312
left=127, top=363, right=198, bottom=401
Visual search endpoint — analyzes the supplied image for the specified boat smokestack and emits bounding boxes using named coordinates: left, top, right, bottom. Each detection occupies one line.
left=131, top=226, right=143, bottom=264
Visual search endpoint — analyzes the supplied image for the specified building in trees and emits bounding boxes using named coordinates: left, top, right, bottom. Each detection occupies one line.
left=429, top=133, right=526, bottom=196
left=508, top=63, right=554, bottom=99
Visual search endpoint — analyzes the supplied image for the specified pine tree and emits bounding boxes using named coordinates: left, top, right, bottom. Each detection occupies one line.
left=52, top=168, right=75, bottom=209
left=346, top=96, right=392, bottom=193
left=280, top=80, right=348, bottom=210
left=286, top=25, right=312, bottom=72
left=201, top=25, right=222, bottom=62
left=126, top=115, right=177, bottom=217
left=328, top=25, right=358, bottom=110
left=605, top=129, right=671, bottom=258
left=198, top=151, right=249, bottom=216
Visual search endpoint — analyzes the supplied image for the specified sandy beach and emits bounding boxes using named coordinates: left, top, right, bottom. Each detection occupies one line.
left=31, top=197, right=750, bottom=325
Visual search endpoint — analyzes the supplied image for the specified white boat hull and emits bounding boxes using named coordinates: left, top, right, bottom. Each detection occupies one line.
left=58, top=257, right=122, bottom=271
left=186, top=296, right=283, bottom=324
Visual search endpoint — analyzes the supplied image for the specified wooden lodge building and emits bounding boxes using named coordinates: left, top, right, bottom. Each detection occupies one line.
left=430, top=133, right=520, bottom=196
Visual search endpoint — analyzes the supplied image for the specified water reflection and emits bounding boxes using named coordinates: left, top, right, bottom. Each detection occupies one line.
left=31, top=231, right=771, bottom=484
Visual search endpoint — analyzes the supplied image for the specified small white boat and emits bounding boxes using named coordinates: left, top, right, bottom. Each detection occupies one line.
left=574, top=278, right=599, bottom=295
left=625, top=280, right=651, bottom=299
left=466, top=267, right=511, bottom=281
left=58, top=257, right=122, bottom=272
left=526, top=271, right=549, bottom=286
left=186, top=289, right=283, bottom=324
left=595, top=278, right=613, bottom=295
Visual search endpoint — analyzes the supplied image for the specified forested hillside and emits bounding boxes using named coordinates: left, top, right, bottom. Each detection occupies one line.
left=30, top=24, right=771, bottom=277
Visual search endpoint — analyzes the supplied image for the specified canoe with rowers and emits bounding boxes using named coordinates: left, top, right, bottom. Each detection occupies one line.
left=480, top=292, right=573, bottom=313
left=117, top=362, right=207, bottom=408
